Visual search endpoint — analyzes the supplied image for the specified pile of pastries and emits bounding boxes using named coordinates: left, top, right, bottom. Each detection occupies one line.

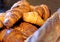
left=0, top=0, right=50, bottom=42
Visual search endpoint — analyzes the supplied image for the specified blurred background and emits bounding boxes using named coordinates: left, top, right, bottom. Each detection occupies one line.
left=0, top=0, right=60, bottom=14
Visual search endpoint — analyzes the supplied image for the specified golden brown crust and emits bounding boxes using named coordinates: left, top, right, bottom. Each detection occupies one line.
left=0, top=21, right=3, bottom=28
left=0, top=13, right=6, bottom=28
left=0, top=1, right=51, bottom=42
left=25, top=10, right=60, bottom=42
left=0, top=29, right=25, bottom=42
left=34, top=6, right=43, bottom=17
left=19, top=22, right=37, bottom=37
left=4, top=10, right=22, bottom=28
left=11, top=0, right=30, bottom=13
left=14, top=26, right=27, bottom=39
left=3, top=0, right=31, bottom=28
left=0, top=29, right=6, bottom=42
left=30, top=5, right=35, bottom=11
left=0, top=13, right=6, bottom=22
left=23, top=12, right=45, bottom=26
left=3, top=30, right=24, bottom=42
left=14, top=22, right=37, bottom=38
left=0, top=29, right=12, bottom=42
left=40, top=4, right=50, bottom=20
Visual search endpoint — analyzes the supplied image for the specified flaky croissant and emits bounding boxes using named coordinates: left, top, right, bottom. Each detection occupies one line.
left=34, top=5, right=43, bottom=17
left=23, top=12, right=45, bottom=26
left=33, top=4, right=50, bottom=20
left=11, top=0, right=30, bottom=13
left=0, top=13, right=6, bottom=28
left=3, top=0, right=31, bottom=28
left=14, top=22, right=37, bottom=38
left=0, top=29, right=25, bottom=42
left=40, top=4, right=50, bottom=20
left=0, top=22, right=37, bottom=42
left=25, top=9, right=60, bottom=42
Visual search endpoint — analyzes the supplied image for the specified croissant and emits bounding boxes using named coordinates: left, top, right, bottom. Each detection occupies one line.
left=11, top=0, right=30, bottom=13
left=34, top=5, right=43, bottom=17
left=25, top=9, right=60, bottom=42
left=3, top=0, right=30, bottom=28
left=23, top=12, right=45, bottom=26
left=0, top=13, right=6, bottom=28
left=0, top=21, right=3, bottom=28
left=34, top=4, right=50, bottom=20
left=0, top=22, right=37, bottom=42
left=30, top=5, right=35, bottom=11
left=40, top=4, right=50, bottom=20
left=0, top=29, right=25, bottom=42
left=14, top=22, right=37, bottom=38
